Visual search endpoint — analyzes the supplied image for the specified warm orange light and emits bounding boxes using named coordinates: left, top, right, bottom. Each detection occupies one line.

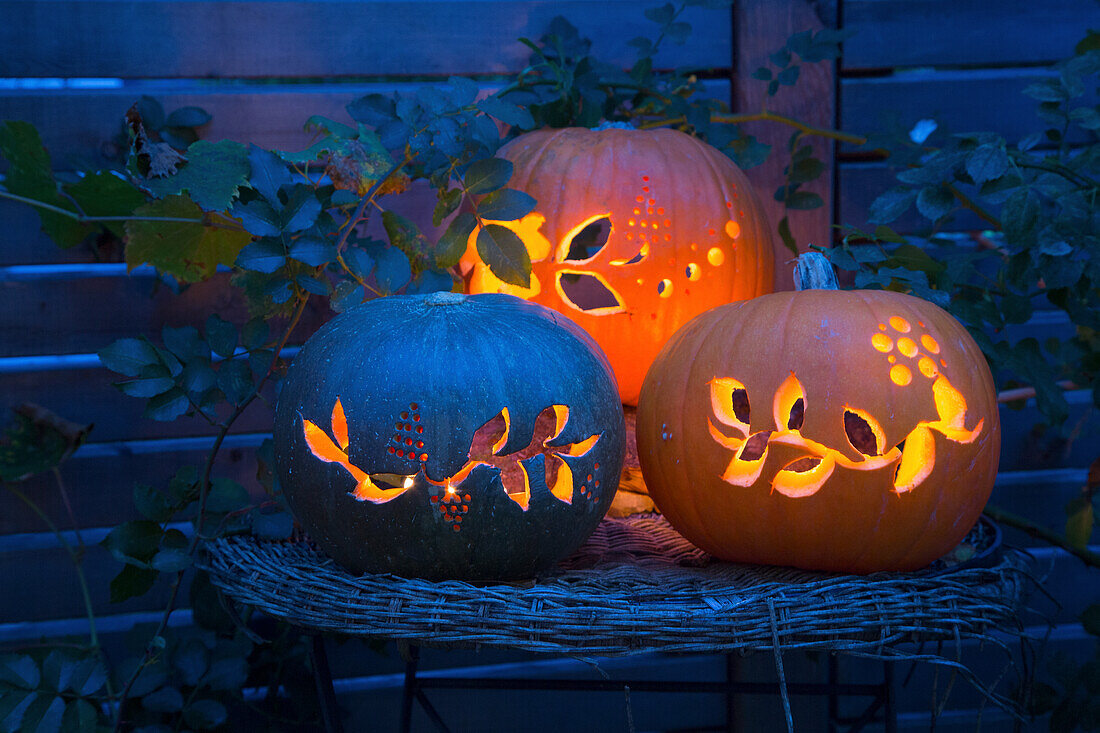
left=871, top=333, right=893, bottom=353
left=918, top=357, right=938, bottom=378
left=921, top=334, right=940, bottom=353
left=554, top=270, right=626, bottom=316
left=897, top=337, right=918, bottom=357
left=554, top=213, right=613, bottom=263
left=725, top=220, right=741, bottom=240
left=889, top=316, right=911, bottom=333
left=685, top=263, right=701, bottom=281
left=773, top=454, right=836, bottom=498
left=843, top=406, right=885, bottom=455
left=893, top=425, right=934, bottom=493
left=707, top=247, right=725, bottom=266
left=657, top=279, right=673, bottom=298
left=491, top=407, right=511, bottom=455
left=709, top=378, right=750, bottom=434
left=890, top=364, right=912, bottom=386
left=772, top=373, right=805, bottom=431
left=332, top=399, right=349, bottom=450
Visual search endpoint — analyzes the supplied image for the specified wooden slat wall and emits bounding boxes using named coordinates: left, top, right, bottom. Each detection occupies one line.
left=837, top=1, right=1100, bottom=728
left=2, top=0, right=1096, bottom=728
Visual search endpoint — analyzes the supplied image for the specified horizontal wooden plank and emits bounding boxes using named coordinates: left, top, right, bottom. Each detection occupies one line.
left=842, top=0, right=1100, bottom=70
left=0, top=538, right=187, bottom=623
left=0, top=1, right=731, bottom=79
left=841, top=68, right=1093, bottom=150
left=0, top=435, right=267, bottom=535
left=0, top=269, right=331, bottom=356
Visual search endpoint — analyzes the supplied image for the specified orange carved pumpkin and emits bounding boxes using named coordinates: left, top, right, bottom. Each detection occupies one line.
left=461, top=126, right=774, bottom=405
left=636, top=253, right=1001, bottom=573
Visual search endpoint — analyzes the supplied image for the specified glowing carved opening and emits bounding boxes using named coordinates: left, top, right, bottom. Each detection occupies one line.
left=707, top=247, right=725, bottom=266
left=772, top=374, right=806, bottom=433
left=657, top=279, right=673, bottom=298
left=685, top=263, right=701, bottom=281
left=303, top=399, right=601, bottom=510
left=561, top=215, right=612, bottom=262
left=301, top=397, right=413, bottom=504
left=611, top=242, right=648, bottom=266
left=844, top=407, right=885, bottom=456
left=557, top=272, right=626, bottom=313
left=461, top=405, right=601, bottom=510
left=707, top=361, right=988, bottom=498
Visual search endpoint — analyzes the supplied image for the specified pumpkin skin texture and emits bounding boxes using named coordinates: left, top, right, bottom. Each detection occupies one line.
left=637, top=282, right=1000, bottom=574
left=461, top=126, right=774, bottom=405
left=274, top=292, right=625, bottom=581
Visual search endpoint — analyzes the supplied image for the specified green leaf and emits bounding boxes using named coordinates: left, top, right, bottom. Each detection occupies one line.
left=0, top=656, right=39, bottom=690
left=915, top=185, right=955, bottom=221
left=151, top=548, right=192, bottom=573
left=114, top=376, right=175, bottom=399
left=109, top=565, right=158, bottom=603
left=205, top=316, right=238, bottom=358
left=476, top=224, right=531, bottom=288
left=365, top=242, right=412, bottom=294
left=342, top=246, right=374, bottom=280
left=133, top=484, right=175, bottom=523
left=64, top=656, right=107, bottom=697
left=382, top=210, right=431, bottom=265
left=103, top=520, right=163, bottom=566
left=1065, top=496, right=1094, bottom=549
left=295, top=273, right=331, bottom=295
left=183, top=699, right=227, bottom=730
left=231, top=199, right=281, bottom=237
left=789, top=156, right=824, bottom=184
left=1023, top=78, right=1067, bottom=102
left=288, top=236, right=335, bottom=267
left=644, top=3, right=675, bottom=24
left=784, top=190, right=824, bottom=210
left=141, top=140, right=249, bottom=211
left=125, top=194, right=251, bottom=282
left=447, top=76, right=480, bottom=107
left=463, top=157, right=513, bottom=196
left=752, top=67, right=773, bottom=81
left=236, top=238, right=286, bottom=273
left=476, top=96, right=535, bottom=130
left=666, top=21, right=692, bottom=44
left=98, top=338, right=160, bottom=377
left=162, top=325, right=206, bottom=361
left=141, top=686, right=184, bottom=714
left=1081, top=603, right=1100, bottom=636
left=280, top=186, right=321, bottom=233
left=437, top=212, right=476, bottom=270
left=346, top=93, right=397, bottom=127
left=246, top=144, right=294, bottom=204
left=966, top=144, right=1010, bottom=184
left=0, top=121, right=88, bottom=247
left=143, top=388, right=190, bottom=421
left=202, top=657, right=249, bottom=691
left=407, top=269, right=455, bottom=294
left=0, top=689, right=34, bottom=733
left=330, top=280, right=363, bottom=313
left=206, top=478, right=250, bottom=514
left=777, top=65, right=800, bottom=86
left=18, top=694, right=64, bottom=733
left=868, top=188, right=917, bottom=224
left=433, top=187, right=464, bottom=226
left=216, top=359, right=252, bottom=405
left=304, top=115, right=357, bottom=139
left=60, top=699, right=98, bottom=733
left=777, top=216, right=797, bottom=255
left=477, top=188, right=537, bottom=221
left=165, top=106, right=212, bottom=129
left=63, top=172, right=146, bottom=237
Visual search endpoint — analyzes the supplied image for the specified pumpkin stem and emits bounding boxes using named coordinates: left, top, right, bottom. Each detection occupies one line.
left=793, top=251, right=839, bottom=291
left=592, top=121, right=634, bottom=131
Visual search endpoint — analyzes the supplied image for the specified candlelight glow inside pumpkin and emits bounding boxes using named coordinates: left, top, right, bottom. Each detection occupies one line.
left=636, top=254, right=1000, bottom=573
left=274, top=292, right=625, bottom=580
left=462, top=127, right=774, bottom=404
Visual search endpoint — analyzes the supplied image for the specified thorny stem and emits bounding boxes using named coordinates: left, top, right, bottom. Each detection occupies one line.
left=983, top=504, right=1100, bottom=569
left=111, top=294, right=310, bottom=730
left=1015, top=159, right=1097, bottom=189
left=0, top=190, right=248, bottom=232
left=5, top=485, right=102, bottom=655
left=638, top=110, right=868, bottom=146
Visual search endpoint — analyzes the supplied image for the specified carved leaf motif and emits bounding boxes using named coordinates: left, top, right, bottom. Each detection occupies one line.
left=331, top=398, right=349, bottom=451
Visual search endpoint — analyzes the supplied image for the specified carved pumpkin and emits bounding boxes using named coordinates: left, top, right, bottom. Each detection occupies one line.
left=636, top=253, right=1000, bottom=573
left=461, top=126, right=775, bottom=405
left=274, top=292, right=626, bottom=580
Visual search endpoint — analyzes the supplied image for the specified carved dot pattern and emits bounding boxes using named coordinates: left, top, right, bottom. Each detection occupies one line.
left=390, top=402, right=427, bottom=462
left=430, top=489, right=471, bottom=532
left=873, top=319, right=947, bottom=387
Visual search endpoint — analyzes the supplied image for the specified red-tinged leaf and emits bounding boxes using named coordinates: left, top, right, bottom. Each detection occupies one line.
left=125, top=194, right=251, bottom=282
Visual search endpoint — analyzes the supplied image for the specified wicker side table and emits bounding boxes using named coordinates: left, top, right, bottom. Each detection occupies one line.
left=201, top=514, right=1026, bottom=732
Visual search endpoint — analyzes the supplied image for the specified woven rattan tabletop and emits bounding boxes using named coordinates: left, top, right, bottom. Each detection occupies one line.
left=200, top=514, right=1026, bottom=657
